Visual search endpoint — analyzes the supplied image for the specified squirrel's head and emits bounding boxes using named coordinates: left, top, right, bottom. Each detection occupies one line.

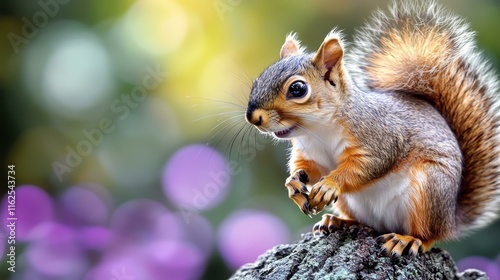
left=245, top=31, right=349, bottom=139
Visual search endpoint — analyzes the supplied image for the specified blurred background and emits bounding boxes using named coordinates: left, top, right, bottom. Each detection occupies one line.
left=1, top=0, right=500, bottom=279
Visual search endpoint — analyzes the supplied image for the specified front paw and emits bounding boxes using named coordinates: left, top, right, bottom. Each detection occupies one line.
left=285, top=170, right=310, bottom=216
left=308, top=176, right=340, bottom=214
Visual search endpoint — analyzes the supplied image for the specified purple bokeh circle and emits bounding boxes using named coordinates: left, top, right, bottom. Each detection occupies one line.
left=58, top=185, right=110, bottom=227
left=152, top=212, right=185, bottom=241
left=1, top=185, right=54, bottom=241
left=86, top=240, right=205, bottom=280
left=85, top=246, right=150, bottom=280
left=162, top=144, right=230, bottom=210
left=217, top=209, right=289, bottom=269
left=144, top=240, right=205, bottom=280
left=457, top=256, right=500, bottom=279
left=25, top=223, right=87, bottom=277
left=110, top=199, right=169, bottom=245
left=179, top=214, right=214, bottom=257
left=78, top=226, right=113, bottom=251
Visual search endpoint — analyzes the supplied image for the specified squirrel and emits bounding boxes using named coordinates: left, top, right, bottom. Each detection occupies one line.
left=245, top=1, right=500, bottom=256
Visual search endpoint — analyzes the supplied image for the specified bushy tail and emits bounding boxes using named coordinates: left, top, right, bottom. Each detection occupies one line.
left=347, top=1, right=500, bottom=234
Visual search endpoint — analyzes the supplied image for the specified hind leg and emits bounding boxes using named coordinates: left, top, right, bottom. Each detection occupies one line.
left=377, top=159, right=460, bottom=256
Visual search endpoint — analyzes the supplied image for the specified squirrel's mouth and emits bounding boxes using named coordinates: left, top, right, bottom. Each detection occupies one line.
left=274, top=126, right=296, bottom=138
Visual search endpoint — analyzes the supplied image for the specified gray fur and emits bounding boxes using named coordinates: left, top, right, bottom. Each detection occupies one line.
left=346, top=0, right=500, bottom=234
left=249, top=54, right=314, bottom=108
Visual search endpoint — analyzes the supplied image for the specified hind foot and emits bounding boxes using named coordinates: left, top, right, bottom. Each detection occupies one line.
left=312, top=214, right=358, bottom=236
left=377, top=233, right=432, bottom=257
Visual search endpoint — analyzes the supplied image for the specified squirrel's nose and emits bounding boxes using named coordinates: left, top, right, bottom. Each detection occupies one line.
left=246, top=106, right=263, bottom=126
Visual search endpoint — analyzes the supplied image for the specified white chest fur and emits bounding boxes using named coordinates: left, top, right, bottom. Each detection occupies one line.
left=294, top=125, right=347, bottom=172
left=343, top=170, right=411, bottom=233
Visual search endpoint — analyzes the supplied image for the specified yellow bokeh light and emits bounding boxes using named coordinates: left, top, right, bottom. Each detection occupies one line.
left=120, top=0, right=189, bottom=56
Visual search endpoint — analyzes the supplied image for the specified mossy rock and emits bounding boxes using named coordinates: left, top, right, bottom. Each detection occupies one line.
left=231, top=225, right=487, bottom=280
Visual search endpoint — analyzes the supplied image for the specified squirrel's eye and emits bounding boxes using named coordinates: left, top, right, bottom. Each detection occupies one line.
left=288, top=81, right=308, bottom=99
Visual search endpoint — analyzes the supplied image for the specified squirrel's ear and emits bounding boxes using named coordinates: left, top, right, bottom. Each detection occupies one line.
left=280, top=33, right=304, bottom=59
left=313, top=32, right=344, bottom=69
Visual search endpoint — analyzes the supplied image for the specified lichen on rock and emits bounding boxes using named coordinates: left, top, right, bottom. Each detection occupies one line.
left=230, top=225, right=487, bottom=280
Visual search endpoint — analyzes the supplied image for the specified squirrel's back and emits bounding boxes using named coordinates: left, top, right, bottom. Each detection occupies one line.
left=347, top=0, right=500, bottom=234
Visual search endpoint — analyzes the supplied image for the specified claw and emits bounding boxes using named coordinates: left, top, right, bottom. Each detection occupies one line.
left=298, top=170, right=309, bottom=183
left=285, top=169, right=318, bottom=217
left=378, top=233, right=430, bottom=257
left=300, top=201, right=312, bottom=217
left=308, top=177, right=339, bottom=214
left=312, top=214, right=358, bottom=236
left=320, top=225, right=329, bottom=235
left=301, top=185, right=308, bottom=193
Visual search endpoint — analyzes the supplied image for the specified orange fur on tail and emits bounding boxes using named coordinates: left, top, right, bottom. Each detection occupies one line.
left=348, top=1, right=500, bottom=234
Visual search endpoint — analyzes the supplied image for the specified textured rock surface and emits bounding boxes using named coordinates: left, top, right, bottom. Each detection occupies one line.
left=231, top=225, right=487, bottom=280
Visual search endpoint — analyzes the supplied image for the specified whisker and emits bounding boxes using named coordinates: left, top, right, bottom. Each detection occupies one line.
left=227, top=60, right=254, bottom=89
left=210, top=118, right=246, bottom=154
left=186, top=95, right=247, bottom=109
left=220, top=89, right=249, bottom=110
left=235, top=124, right=252, bottom=161
left=232, top=92, right=249, bottom=109
left=209, top=115, right=244, bottom=133
left=239, top=124, right=257, bottom=160
left=192, top=110, right=245, bottom=123
left=227, top=121, right=248, bottom=158
left=208, top=116, right=245, bottom=143
left=228, top=123, right=252, bottom=160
